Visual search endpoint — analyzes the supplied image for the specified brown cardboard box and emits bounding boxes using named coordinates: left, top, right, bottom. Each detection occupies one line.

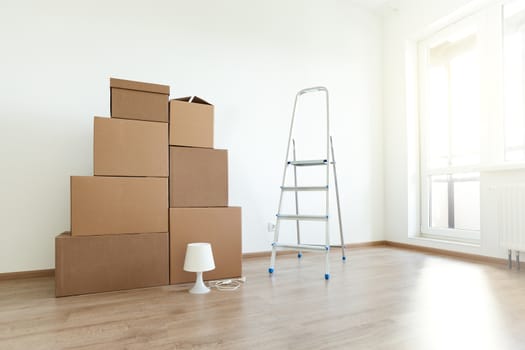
left=169, top=97, right=213, bottom=148
left=110, top=78, right=169, bottom=123
left=170, top=147, right=228, bottom=207
left=71, top=176, right=168, bottom=236
left=169, top=207, right=242, bottom=284
left=94, top=117, right=168, bottom=177
left=55, top=232, right=169, bottom=297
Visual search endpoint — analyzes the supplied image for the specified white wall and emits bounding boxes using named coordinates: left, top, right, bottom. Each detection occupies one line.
left=0, top=0, right=383, bottom=273
left=383, top=0, right=523, bottom=258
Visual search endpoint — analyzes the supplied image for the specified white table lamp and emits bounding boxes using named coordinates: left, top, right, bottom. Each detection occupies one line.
left=183, top=242, right=215, bottom=294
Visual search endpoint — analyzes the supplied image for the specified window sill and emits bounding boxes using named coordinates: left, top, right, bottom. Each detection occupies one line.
left=424, top=162, right=525, bottom=176
left=409, top=235, right=480, bottom=248
left=479, top=162, right=525, bottom=173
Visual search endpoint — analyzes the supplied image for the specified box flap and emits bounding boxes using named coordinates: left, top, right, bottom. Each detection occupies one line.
left=56, top=231, right=71, bottom=239
left=172, top=96, right=212, bottom=105
left=110, top=77, right=170, bottom=95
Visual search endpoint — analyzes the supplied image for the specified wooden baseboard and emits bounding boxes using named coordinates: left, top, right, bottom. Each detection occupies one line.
left=0, top=240, right=507, bottom=281
left=0, top=269, right=54, bottom=281
left=384, top=241, right=506, bottom=265
left=242, top=240, right=388, bottom=259
left=243, top=240, right=507, bottom=266
left=345, top=240, right=387, bottom=248
left=242, top=250, right=296, bottom=259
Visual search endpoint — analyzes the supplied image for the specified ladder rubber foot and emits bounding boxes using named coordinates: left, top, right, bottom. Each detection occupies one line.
left=324, top=273, right=330, bottom=280
left=298, top=253, right=302, bottom=258
left=268, top=268, right=274, bottom=274
left=342, top=256, right=347, bottom=261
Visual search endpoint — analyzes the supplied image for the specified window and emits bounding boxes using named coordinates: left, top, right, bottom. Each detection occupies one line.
left=419, top=13, right=483, bottom=242
left=416, top=1, right=525, bottom=242
left=504, top=1, right=525, bottom=161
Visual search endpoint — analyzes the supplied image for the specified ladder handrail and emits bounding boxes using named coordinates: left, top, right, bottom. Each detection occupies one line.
left=298, top=86, right=328, bottom=95
left=284, top=87, right=330, bottom=172
left=275, top=87, right=330, bottom=247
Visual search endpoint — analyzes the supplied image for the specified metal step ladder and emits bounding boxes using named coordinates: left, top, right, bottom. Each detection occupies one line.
left=268, top=87, right=346, bottom=280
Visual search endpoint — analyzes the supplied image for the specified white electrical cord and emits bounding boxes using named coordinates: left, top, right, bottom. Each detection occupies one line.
left=207, top=276, right=246, bottom=291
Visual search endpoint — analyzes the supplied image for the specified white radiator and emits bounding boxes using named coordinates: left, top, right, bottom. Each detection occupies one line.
left=496, top=184, right=525, bottom=269
left=496, top=184, right=525, bottom=251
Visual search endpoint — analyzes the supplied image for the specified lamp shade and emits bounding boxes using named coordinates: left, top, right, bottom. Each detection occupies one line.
left=183, top=243, right=215, bottom=272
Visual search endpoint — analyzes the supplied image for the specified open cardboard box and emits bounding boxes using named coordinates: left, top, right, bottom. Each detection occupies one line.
left=169, top=96, right=213, bottom=148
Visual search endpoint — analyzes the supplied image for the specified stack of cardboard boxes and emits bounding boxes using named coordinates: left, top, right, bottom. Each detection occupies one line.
left=168, top=97, right=242, bottom=285
left=55, top=78, right=241, bottom=297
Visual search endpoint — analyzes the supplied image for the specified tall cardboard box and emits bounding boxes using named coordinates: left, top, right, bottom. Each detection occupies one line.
left=111, top=78, right=169, bottom=123
left=71, top=176, right=168, bottom=236
left=169, top=207, right=242, bottom=284
left=55, top=232, right=169, bottom=297
left=94, top=117, right=168, bottom=177
left=169, top=97, right=213, bottom=148
left=170, top=147, right=228, bottom=207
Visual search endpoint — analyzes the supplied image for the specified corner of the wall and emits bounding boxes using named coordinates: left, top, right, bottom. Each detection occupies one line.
left=404, top=38, right=421, bottom=239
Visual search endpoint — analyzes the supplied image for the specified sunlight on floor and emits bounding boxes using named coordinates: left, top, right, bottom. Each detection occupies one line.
left=414, top=260, right=509, bottom=350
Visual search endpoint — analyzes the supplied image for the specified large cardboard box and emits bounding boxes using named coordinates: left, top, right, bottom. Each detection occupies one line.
left=169, top=97, right=213, bottom=148
left=170, top=147, right=228, bottom=207
left=169, top=207, right=242, bottom=284
left=71, top=176, right=168, bottom=236
left=110, top=78, right=169, bottom=123
left=55, top=232, right=169, bottom=297
left=94, top=117, right=168, bottom=177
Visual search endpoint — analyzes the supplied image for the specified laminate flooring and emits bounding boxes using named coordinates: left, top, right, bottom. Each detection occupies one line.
left=1, top=246, right=524, bottom=349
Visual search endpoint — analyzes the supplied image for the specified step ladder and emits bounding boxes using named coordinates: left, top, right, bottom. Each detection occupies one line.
left=268, top=87, right=346, bottom=280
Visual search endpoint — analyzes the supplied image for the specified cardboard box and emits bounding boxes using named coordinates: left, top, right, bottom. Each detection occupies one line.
left=170, top=146, right=228, bottom=207
left=94, top=117, right=168, bottom=177
left=169, top=207, right=242, bottom=284
left=71, top=176, right=168, bottom=236
left=110, top=78, right=169, bottom=123
left=169, top=97, right=213, bottom=148
left=55, top=232, right=169, bottom=297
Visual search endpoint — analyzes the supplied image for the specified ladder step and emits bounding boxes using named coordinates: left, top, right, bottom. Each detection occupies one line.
left=272, top=243, right=328, bottom=251
left=287, top=159, right=328, bottom=166
left=281, top=186, right=328, bottom=192
left=277, top=214, right=328, bottom=221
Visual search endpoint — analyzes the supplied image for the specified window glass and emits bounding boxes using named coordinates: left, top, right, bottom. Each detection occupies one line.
left=504, top=1, right=525, bottom=161
left=429, top=173, right=480, bottom=232
left=425, top=33, right=480, bottom=168
left=430, top=175, right=449, bottom=229
left=453, top=174, right=480, bottom=231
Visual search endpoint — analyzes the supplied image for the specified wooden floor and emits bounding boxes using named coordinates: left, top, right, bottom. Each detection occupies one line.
left=1, top=246, right=525, bottom=350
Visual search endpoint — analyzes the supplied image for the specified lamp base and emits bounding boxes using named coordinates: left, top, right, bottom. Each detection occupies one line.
left=189, top=271, right=210, bottom=294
